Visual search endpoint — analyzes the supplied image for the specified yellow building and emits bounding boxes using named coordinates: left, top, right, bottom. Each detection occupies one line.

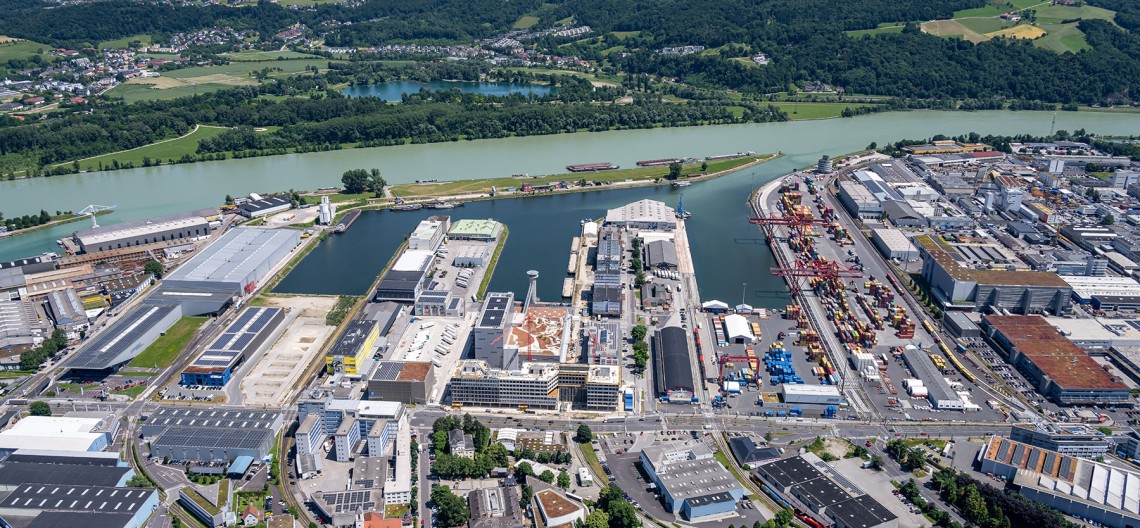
left=326, top=319, right=379, bottom=375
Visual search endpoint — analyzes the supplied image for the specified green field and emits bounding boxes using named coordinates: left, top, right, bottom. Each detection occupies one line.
left=956, top=17, right=1015, bottom=34
left=99, top=34, right=153, bottom=50
left=0, top=39, right=51, bottom=62
left=513, top=15, right=540, bottom=29
left=66, top=125, right=230, bottom=170
left=952, top=0, right=1043, bottom=18
left=1034, top=22, right=1091, bottom=52
left=846, top=24, right=906, bottom=37
left=769, top=101, right=875, bottom=120
left=389, top=155, right=772, bottom=198
left=127, top=317, right=207, bottom=369
left=106, top=82, right=251, bottom=103
left=162, top=59, right=330, bottom=79
left=1034, top=3, right=1117, bottom=24
left=223, top=50, right=322, bottom=61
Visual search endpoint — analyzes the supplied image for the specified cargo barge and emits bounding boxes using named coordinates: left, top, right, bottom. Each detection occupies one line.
left=427, top=201, right=464, bottom=209
left=636, top=158, right=682, bottom=167
left=566, top=162, right=619, bottom=172
left=705, top=151, right=757, bottom=161
left=391, top=204, right=423, bottom=212
left=334, top=210, right=360, bottom=233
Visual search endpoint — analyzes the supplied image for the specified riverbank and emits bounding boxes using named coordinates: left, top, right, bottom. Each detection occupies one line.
left=0, top=209, right=112, bottom=240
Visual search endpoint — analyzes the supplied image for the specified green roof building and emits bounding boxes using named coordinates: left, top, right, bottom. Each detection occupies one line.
left=448, top=219, right=503, bottom=241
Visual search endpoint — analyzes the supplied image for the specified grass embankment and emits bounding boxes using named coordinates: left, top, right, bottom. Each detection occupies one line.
left=390, top=155, right=771, bottom=199
left=768, top=102, right=875, bottom=120
left=127, top=316, right=208, bottom=369
left=1, top=210, right=112, bottom=238
left=578, top=441, right=608, bottom=483
left=65, top=125, right=230, bottom=171
left=476, top=225, right=509, bottom=300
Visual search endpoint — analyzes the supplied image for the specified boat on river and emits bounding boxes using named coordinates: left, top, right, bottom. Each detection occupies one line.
left=672, top=181, right=691, bottom=188
left=391, top=204, right=423, bottom=211
left=566, top=162, right=619, bottom=172
left=334, top=210, right=361, bottom=233
left=427, top=201, right=464, bottom=209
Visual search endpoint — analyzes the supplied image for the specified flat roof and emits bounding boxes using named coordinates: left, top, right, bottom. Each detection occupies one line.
left=0, top=462, right=130, bottom=488
left=830, top=494, right=898, bottom=528
left=535, top=489, right=580, bottom=519
left=328, top=320, right=377, bottom=359
left=872, top=228, right=917, bottom=252
left=506, top=306, right=566, bottom=358
left=0, top=483, right=153, bottom=513
left=370, top=361, right=432, bottom=382
left=163, top=227, right=298, bottom=286
left=984, top=315, right=1128, bottom=391
left=758, top=455, right=822, bottom=488
left=477, top=293, right=512, bottom=329
left=1060, top=275, right=1140, bottom=299
left=75, top=210, right=212, bottom=246
left=150, top=426, right=272, bottom=453
left=144, top=406, right=281, bottom=431
left=237, top=195, right=290, bottom=214
left=392, top=250, right=434, bottom=273
left=66, top=304, right=181, bottom=370
left=185, top=307, right=282, bottom=374
left=915, top=235, right=1069, bottom=287
left=24, top=511, right=137, bottom=528
left=448, top=219, right=501, bottom=237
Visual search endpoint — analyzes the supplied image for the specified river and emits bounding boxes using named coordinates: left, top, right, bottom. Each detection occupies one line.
left=3, top=110, right=1140, bottom=305
left=341, top=81, right=555, bottom=101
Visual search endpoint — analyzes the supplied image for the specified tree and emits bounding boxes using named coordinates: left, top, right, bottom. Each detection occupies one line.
left=341, top=168, right=370, bottom=194
left=515, top=461, right=534, bottom=477
left=519, top=484, right=533, bottom=507
left=126, top=474, right=153, bottom=487
left=700, top=161, right=708, bottom=172
left=606, top=499, right=640, bottom=528
left=431, top=486, right=470, bottom=527
left=634, top=270, right=647, bottom=288
left=667, top=162, right=682, bottom=180
left=539, top=469, right=555, bottom=483
left=368, top=168, right=387, bottom=195
left=29, top=401, right=51, bottom=416
left=774, top=509, right=793, bottom=527
left=630, top=325, right=647, bottom=342
left=764, top=432, right=772, bottom=442
left=1101, top=213, right=1115, bottom=225
left=224, top=194, right=234, bottom=205
left=575, top=424, right=594, bottom=443
left=143, top=260, right=164, bottom=279
left=483, top=442, right=509, bottom=467
left=557, top=470, right=571, bottom=489
left=584, top=509, right=610, bottom=528
left=870, top=455, right=883, bottom=470
left=633, top=340, right=649, bottom=370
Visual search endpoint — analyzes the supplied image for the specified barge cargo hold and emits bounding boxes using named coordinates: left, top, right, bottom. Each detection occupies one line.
left=566, top=162, right=619, bottom=172
left=334, top=210, right=361, bottom=233
left=391, top=204, right=423, bottom=211
left=636, top=158, right=681, bottom=167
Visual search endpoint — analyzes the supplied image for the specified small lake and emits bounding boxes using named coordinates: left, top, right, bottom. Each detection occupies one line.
left=341, top=81, right=556, bottom=101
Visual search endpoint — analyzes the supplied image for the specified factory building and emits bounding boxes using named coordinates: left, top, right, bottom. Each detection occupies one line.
left=1010, top=424, right=1111, bottom=458
left=366, top=361, right=435, bottom=404
left=916, top=235, right=1071, bottom=314
left=154, top=227, right=300, bottom=315
left=901, top=347, right=964, bottom=410
left=0, top=416, right=116, bottom=455
left=181, top=307, right=284, bottom=387
left=645, top=240, right=678, bottom=269
left=871, top=228, right=918, bottom=261
left=943, top=312, right=981, bottom=339
left=141, top=407, right=283, bottom=463
left=448, top=360, right=560, bottom=410
left=72, top=210, right=213, bottom=254
left=755, top=453, right=898, bottom=528
left=447, top=219, right=502, bottom=241
left=408, top=217, right=449, bottom=252
left=453, top=246, right=487, bottom=268
left=982, top=315, right=1130, bottom=406
left=639, top=440, right=745, bottom=520
left=414, top=290, right=464, bottom=317
left=1060, top=275, right=1140, bottom=311
left=605, top=199, right=677, bottom=232
left=838, top=181, right=883, bottom=219
left=591, top=284, right=622, bottom=317
left=780, top=384, right=844, bottom=406
left=44, top=288, right=88, bottom=333
left=0, top=450, right=133, bottom=490
left=374, top=249, right=435, bottom=303
left=977, top=436, right=1140, bottom=528
left=653, top=326, right=695, bottom=402
left=0, top=483, right=158, bottom=528
left=0, top=300, right=48, bottom=353
left=1060, top=224, right=1118, bottom=254
left=236, top=194, right=291, bottom=218
left=326, top=319, right=379, bottom=375
left=66, top=304, right=182, bottom=375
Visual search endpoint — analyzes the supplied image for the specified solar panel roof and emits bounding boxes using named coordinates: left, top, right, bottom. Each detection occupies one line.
left=150, top=427, right=272, bottom=451
left=67, top=304, right=180, bottom=370
left=186, top=307, right=282, bottom=373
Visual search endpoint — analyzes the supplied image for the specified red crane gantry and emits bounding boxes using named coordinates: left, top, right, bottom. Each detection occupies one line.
left=771, top=259, right=863, bottom=297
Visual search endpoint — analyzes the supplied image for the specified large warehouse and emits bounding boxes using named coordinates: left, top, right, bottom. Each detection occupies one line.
left=639, top=440, right=745, bottom=521
left=605, top=199, right=677, bottom=232
left=653, top=326, right=695, bottom=402
left=916, top=235, right=1071, bottom=314
left=66, top=304, right=182, bottom=374
left=447, top=219, right=502, bottom=241
left=645, top=239, right=678, bottom=269
left=755, top=454, right=897, bottom=528
left=982, top=315, right=1130, bottom=405
left=180, top=307, right=284, bottom=387
left=72, top=209, right=213, bottom=254
left=142, top=406, right=283, bottom=463
left=162, top=227, right=300, bottom=297
left=366, top=361, right=435, bottom=404
left=871, top=228, right=918, bottom=261
left=0, top=483, right=158, bottom=528
left=0, top=416, right=114, bottom=455
left=374, top=249, right=435, bottom=303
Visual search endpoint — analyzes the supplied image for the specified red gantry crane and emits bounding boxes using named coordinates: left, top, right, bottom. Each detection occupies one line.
left=770, top=259, right=863, bottom=297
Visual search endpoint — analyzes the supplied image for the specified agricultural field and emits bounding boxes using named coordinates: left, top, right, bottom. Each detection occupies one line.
left=769, top=101, right=876, bottom=120
left=846, top=24, right=906, bottom=38
left=98, top=34, right=153, bottom=50
left=65, top=125, right=233, bottom=171
left=0, top=38, right=52, bottom=62
left=952, top=0, right=1044, bottom=19
left=920, top=1, right=1119, bottom=53
left=223, top=50, right=322, bottom=61
left=513, top=15, right=540, bottom=29
left=106, top=58, right=332, bottom=102
left=921, top=19, right=990, bottom=43
left=988, top=24, right=1046, bottom=39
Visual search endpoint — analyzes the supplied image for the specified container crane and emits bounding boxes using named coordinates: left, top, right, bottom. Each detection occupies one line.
left=748, top=212, right=830, bottom=240
left=76, top=204, right=116, bottom=228
left=771, top=259, right=863, bottom=297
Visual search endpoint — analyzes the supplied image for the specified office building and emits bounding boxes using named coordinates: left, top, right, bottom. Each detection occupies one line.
left=473, top=292, right=514, bottom=369
left=605, top=199, right=677, bottom=232
left=639, top=440, right=745, bottom=520
left=448, top=360, right=559, bottom=410
left=585, top=365, right=620, bottom=411
left=181, top=307, right=284, bottom=387
left=367, top=361, right=435, bottom=404
left=294, top=393, right=404, bottom=460
left=326, top=320, right=379, bottom=375
left=73, top=210, right=212, bottom=254
left=1009, top=424, right=1111, bottom=458
left=982, top=315, right=1130, bottom=406
left=755, top=453, right=897, bottom=528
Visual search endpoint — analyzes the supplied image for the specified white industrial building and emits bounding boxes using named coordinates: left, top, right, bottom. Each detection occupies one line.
left=0, top=416, right=114, bottom=455
left=780, top=384, right=844, bottom=405
left=408, top=217, right=448, bottom=251
left=722, top=314, right=754, bottom=344
left=605, top=199, right=677, bottom=232
left=162, top=227, right=300, bottom=294
left=73, top=210, right=213, bottom=254
left=837, top=181, right=882, bottom=219
left=453, top=246, right=488, bottom=267
left=1060, top=275, right=1140, bottom=304
left=871, top=228, right=918, bottom=261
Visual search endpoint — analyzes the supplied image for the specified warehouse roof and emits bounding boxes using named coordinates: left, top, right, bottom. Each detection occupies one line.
left=756, top=455, right=820, bottom=487
left=1060, top=275, right=1140, bottom=300
left=727, top=437, right=780, bottom=465
left=184, top=307, right=282, bottom=374
left=915, top=235, right=1068, bottom=287
left=983, top=315, right=1127, bottom=391
left=606, top=199, right=676, bottom=226
left=237, top=195, right=291, bottom=216
left=645, top=240, right=678, bottom=268
left=448, top=219, right=501, bottom=238
left=872, top=228, right=917, bottom=253
left=74, top=210, right=213, bottom=246
left=0, top=461, right=131, bottom=488
left=392, top=250, right=434, bottom=273
left=66, top=304, right=181, bottom=370
left=144, top=406, right=280, bottom=431
left=654, top=327, right=694, bottom=394
left=829, top=494, right=898, bottom=528
left=0, top=483, right=153, bottom=513
left=163, top=228, right=298, bottom=286
left=149, top=427, right=273, bottom=453
left=24, top=511, right=136, bottom=528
